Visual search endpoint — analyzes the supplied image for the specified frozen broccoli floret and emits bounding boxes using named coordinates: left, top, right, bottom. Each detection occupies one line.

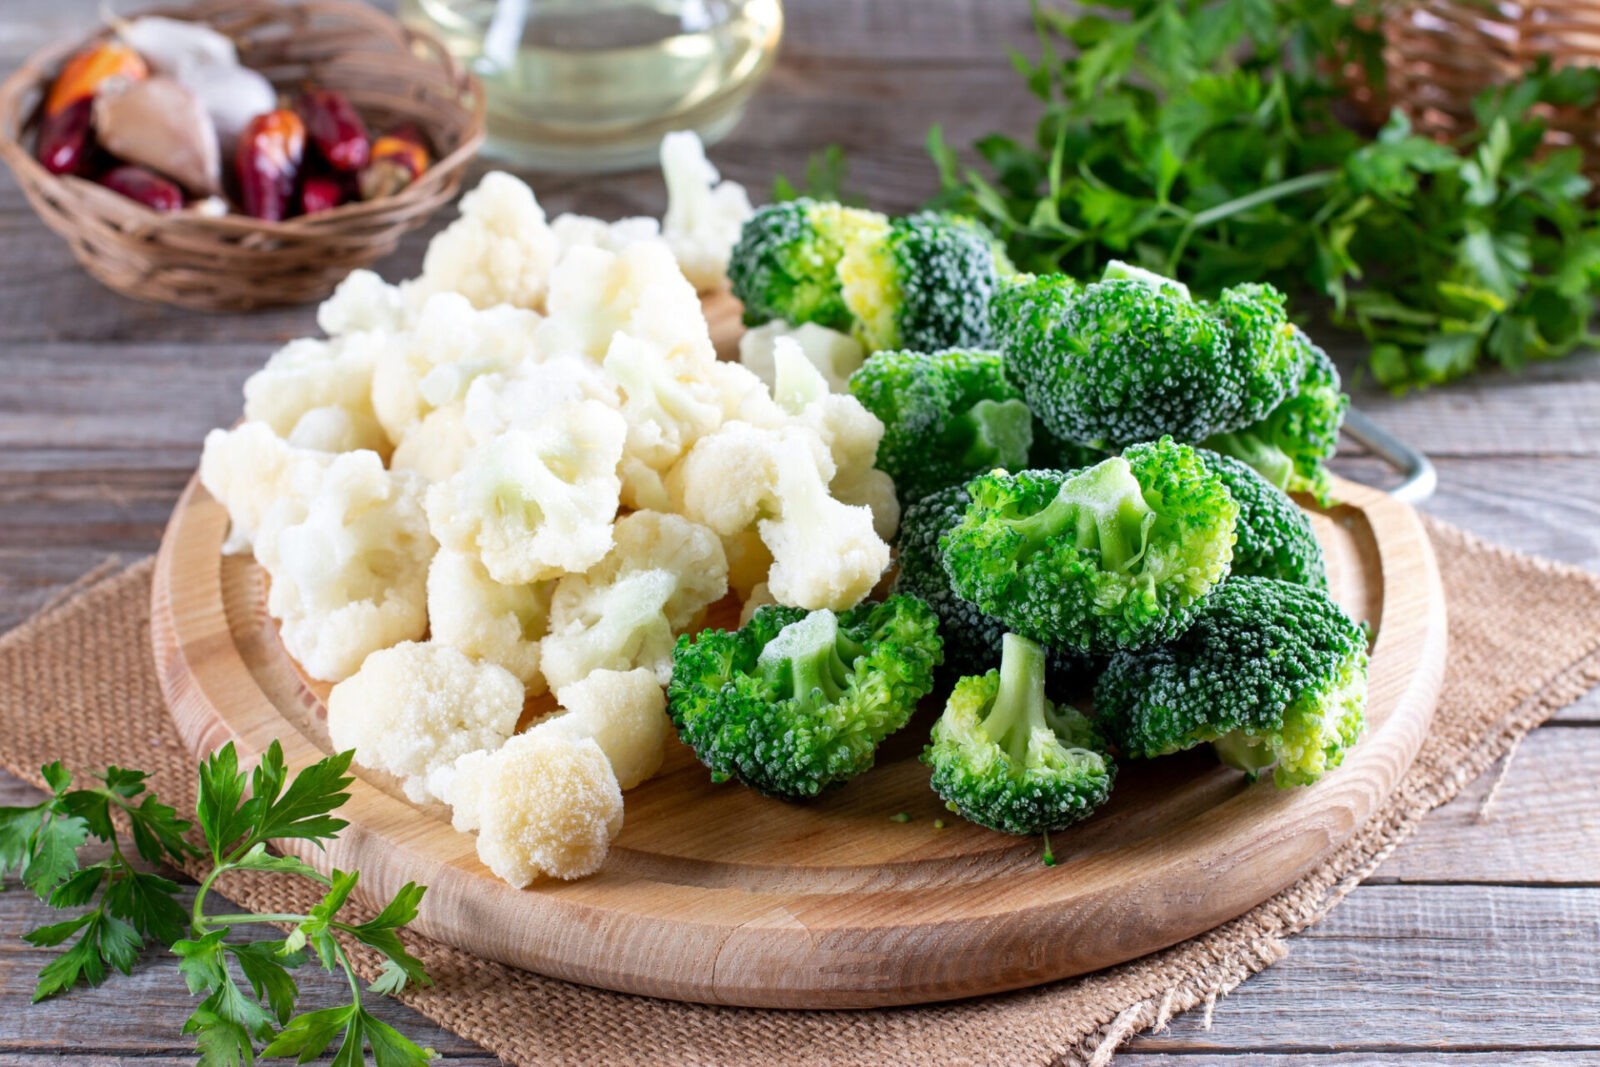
left=1207, top=282, right=1306, bottom=429
left=1197, top=449, right=1327, bottom=590
left=942, top=438, right=1237, bottom=653
left=666, top=596, right=943, bottom=799
left=923, top=633, right=1114, bottom=835
left=838, top=211, right=999, bottom=353
left=1204, top=328, right=1348, bottom=503
left=727, top=198, right=888, bottom=332
left=1095, top=576, right=1369, bottom=787
left=848, top=348, right=1031, bottom=504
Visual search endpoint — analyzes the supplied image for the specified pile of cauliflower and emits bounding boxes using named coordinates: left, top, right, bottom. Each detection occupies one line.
left=198, top=133, right=898, bottom=887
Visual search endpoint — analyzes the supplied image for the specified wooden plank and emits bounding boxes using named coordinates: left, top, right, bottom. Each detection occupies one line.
left=1121, top=1055, right=1600, bottom=1065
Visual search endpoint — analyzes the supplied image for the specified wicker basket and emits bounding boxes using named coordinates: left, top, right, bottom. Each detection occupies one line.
left=0, top=0, right=484, bottom=311
left=1381, top=0, right=1600, bottom=167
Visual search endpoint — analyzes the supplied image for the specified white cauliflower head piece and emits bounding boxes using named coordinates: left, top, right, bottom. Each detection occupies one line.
left=406, top=171, right=559, bottom=312
left=758, top=440, right=890, bottom=612
left=547, top=668, right=669, bottom=791
left=327, top=641, right=524, bottom=805
left=427, top=548, right=553, bottom=691
left=243, top=335, right=388, bottom=457
left=551, top=212, right=661, bottom=257
left=737, top=319, right=866, bottom=395
left=425, top=399, right=627, bottom=585
left=659, top=130, right=753, bottom=292
left=317, top=269, right=407, bottom=337
left=537, top=241, right=714, bottom=365
left=199, top=423, right=331, bottom=556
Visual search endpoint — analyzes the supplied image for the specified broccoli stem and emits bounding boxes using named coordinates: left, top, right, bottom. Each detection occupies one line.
left=1007, top=457, right=1155, bottom=572
left=953, top=398, right=1034, bottom=470
left=1212, top=732, right=1277, bottom=776
left=757, top=610, right=864, bottom=713
left=1205, top=430, right=1294, bottom=490
left=981, top=633, right=1050, bottom=763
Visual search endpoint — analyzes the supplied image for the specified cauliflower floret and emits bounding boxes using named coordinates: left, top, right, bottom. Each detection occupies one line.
left=738, top=319, right=866, bottom=394
left=666, top=421, right=830, bottom=537
left=659, top=130, right=752, bottom=292
left=460, top=357, right=618, bottom=446
left=739, top=581, right=776, bottom=625
left=371, top=292, right=540, bottom=446
left=758, top=441, right=890, bottom=612
left=770, top=338, right=885, bottom=481
left=833, top=464, right=901, bottom=542
left=425, top=399, right=627, bottom=584
left=602, top=332, right=724, bottom=509
left=318, top=269, right=407, bottom=337
left=438, top=733, right=623, bottom=885
left=327, top=641, right=524, bottom=805
left=199, top=423, right=331, bottom=555
left=427, top=548, right=552, bottom=691
left=547, top=668, right=669, bottom=790
left=541, top=510, right=728, bottom=690
left=405, top=171, right=559, bottom=312
left=551, top=212, right=661, bottom=256
left=256, top=451, right=436, bottom=681
left=537, top=241, right=714, bottom=365
left=243, top=335, right=388, bottom=457
left=389, top=404, right=471, bottom=483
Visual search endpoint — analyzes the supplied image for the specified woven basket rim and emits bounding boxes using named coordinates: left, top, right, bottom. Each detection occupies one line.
left=0, top=0, right=486, bottom=236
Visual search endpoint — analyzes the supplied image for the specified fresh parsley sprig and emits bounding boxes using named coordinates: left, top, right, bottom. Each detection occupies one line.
left=0, top=742, right=435, bottom=1066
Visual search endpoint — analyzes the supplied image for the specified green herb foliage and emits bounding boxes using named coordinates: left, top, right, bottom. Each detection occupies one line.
left=924, top=0, right=1600, bottom=389
left=0, top=743, right=434, bottom=1066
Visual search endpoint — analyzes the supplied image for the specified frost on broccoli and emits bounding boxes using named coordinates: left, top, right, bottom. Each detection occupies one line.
left=1095, top=577, right=1369, bottom=787
left=666, top=596, right=943, bottom=799
left=1204, top=329, right=1348, bottom=503
left=848, top=348, right=1032, bottom=505
left=1208, top=282, right=1306, bottom=429
left=727, top=198, right=888, bottom=332
left=942, top=438, right=1237, bottom=653
left=838, top=211, right=999, bottom=353
left=1197, top=449, right=1327, bottom=591
left=924, top=633, right=1114, bottom=835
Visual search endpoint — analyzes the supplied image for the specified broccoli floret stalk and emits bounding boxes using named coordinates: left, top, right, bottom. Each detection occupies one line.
left=943, top=437, right=1237, bottom=653
left=848, top=348, right=1033, bottom=503
left=1094, top=577, right=1370, bottom=787
left=838, top=211, right=999, bottom=353
left=728, top=198, right=888, bottom=331
left=923, top=633, right=1115, bottom=836
left=667, top=596, right=943, bottom=799
left=1102, top=259, right=1190, bottom=299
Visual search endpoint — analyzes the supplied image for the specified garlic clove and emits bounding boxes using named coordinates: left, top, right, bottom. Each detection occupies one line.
left=92, top=75, right=222, bottom=196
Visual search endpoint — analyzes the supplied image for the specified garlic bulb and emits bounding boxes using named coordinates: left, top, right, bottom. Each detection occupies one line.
left=111, top=15, right=238, bottom=75
left=92, top=75, right=221, bottom=196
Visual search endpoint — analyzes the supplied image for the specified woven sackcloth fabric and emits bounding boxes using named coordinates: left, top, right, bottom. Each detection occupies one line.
left=3, top=516, right=1600, bottom=1067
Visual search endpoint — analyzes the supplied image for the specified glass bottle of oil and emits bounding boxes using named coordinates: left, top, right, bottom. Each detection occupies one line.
left=400, top=0, right=783, bottom=172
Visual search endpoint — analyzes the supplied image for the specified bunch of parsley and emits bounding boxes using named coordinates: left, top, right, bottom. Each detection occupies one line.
left=924, top=0, right=1600, bottom=389
left=0, top=742, right=434, bottom=1066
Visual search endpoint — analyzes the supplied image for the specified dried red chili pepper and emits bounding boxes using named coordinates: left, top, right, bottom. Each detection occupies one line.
left=98, top=164, right=183, bottom=212
left=299, top=173, right=348, bottom=215
left=358, top=124, right=431, bottom=201
left=35, top=97, right=94, bottom=175
left=297, top=88, right=370, bottom=173
left=236, top=108, right=306, bottom=221
left=45, top=42, right=147, bottom=117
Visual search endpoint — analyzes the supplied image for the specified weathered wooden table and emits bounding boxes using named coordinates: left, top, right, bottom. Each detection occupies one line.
left=3, top=1, right=1598, bottom=1062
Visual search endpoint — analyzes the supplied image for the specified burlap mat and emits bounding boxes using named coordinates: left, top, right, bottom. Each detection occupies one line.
left=3, top=516, right=1600, bottom=1066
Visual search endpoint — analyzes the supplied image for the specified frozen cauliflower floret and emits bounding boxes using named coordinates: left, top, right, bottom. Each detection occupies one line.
left=738, top=320, right=866, bottom=394
left=548, top=668, right=669, bottom=790
left=666, top=421, right=831, bottom=538
left=318, top=269, right=407, bottom=337
left=427, top=548, right=553, bottom=690
left=425, top=399, right=627, bottom=584
left=833, top=464, right=901, bottom=542
left=541, top=511, right=728, bottom=690
left=551, top=212, right=661, bottom=256
left=199, top=423, right=331, bottom=555
left=257, top=451, right=436, bottom=681
left=461, top=357, right=618, bottom=446
left=759, top=442, right=890, bottom=612
left=538, top=241, right=714, bottom=365
left=438, top=733, right=623, bottom=885
left=771, top=338, right=885, bottom=481
left=389, top=404, right=471, bottom=484
left=406, top=171, right=559, bottom=312
left=738, top=581, right=776, bottom=626
left=327, top=641, right=524, bottom=805
left=243, top=335, right=388, bottom=457
left=660, top=130, right=752, bottom=292
left=371, top=292, right=541, bottom=446
left=603, top=332, right=724, bottom=492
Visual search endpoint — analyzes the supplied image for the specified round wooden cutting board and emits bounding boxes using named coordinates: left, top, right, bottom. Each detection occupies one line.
left=150, top=302, right=1447, bottom=1009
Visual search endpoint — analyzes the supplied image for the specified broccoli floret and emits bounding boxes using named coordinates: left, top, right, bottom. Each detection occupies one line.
left=1204, top=329, right=1348, bottom=503
left=839, top=211, right=999, bottom=353
left=998, top=272, right=1242, bottom=449
left=1197, top=449, right=1327, bottom=590
left=941, top=437, right=1237, bottom=653
left=1208, top=282, right=1306, bottom=429
left=728, top=198, right=888, bottom=331
left=849, top=348, right=1032, bottom=504
left=666, top=596, right=943, bottom=799
left=1095, top=577, right=1369, bottom=787
left=923, top=632, right=1115, bottom=835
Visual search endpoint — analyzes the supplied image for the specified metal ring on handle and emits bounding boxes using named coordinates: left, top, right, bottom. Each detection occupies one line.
left=1341, top=408, right=1437, bottom=505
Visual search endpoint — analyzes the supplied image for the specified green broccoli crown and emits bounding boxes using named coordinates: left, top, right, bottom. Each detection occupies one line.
left=840, top=210, right=999, bottom=354
left=1209, top=282, right=1306, bottom=430
left=666, top=595, right=943, bottom=799
left=1203, top=328, right=1347, bottom=503
left=1094, top=576, right=1369, bottom=788
left=999, top=274, right=1243, bottom=449
left=942, top=438, right=1238, bottom=653
left=1197, top=449, right=1327, bottom=590
left=923, top=633, right=1115, bottom=835
left=849, top=348, right=1033, bottom=503
left=728, top=198, right=887, bottom=332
